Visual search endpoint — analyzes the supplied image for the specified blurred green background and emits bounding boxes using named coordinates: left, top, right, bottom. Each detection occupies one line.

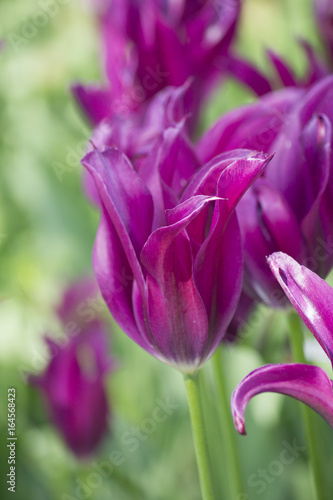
left=0, top=0, right=332, bottom=499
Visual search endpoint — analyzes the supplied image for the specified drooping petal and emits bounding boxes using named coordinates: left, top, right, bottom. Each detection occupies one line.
left=231, top=363, right=333, bottom=434
left=268, top=252, right=333, bottom=364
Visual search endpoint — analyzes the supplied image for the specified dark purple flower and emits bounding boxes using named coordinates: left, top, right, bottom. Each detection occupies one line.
left=30, top=279, right=113, bottom=457
left=73, top=0, right=240, bottom=126
left=199, top=76, right=333, bottom=307
left=231, top=252, right=333, bottom=434
left=84, top=82, right=191, bottom=204
left=225, top=40, right=329, bottom=97
left=82, top=126, right=271, bottom=372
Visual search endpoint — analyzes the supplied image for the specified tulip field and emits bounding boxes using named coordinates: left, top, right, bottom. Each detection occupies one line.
left=1, top=0, right=333, bottom=499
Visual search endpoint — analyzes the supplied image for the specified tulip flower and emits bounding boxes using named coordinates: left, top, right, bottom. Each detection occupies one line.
left=225, top=40, right=329, bottom=97
left=73, top=0, right=240, bottom=126
left=199, top=76, right=333, bottom=307
left=231, top=252, right=333, bottom=434
left=82, top=125, right=272, bottom=372
left=84, top=81, right=191, bottom=204
left=30, top=279, right=113, bottom=457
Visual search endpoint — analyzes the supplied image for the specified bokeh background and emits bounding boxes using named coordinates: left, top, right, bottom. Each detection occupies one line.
left=1, top=0, right=333, bottom=499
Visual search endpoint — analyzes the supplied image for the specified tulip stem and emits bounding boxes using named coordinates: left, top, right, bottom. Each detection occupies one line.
left=184, top=372, right=216, bottom=500
left=288, top=311, right=327, bottom=500
left=212, top=347, right=244, bottom=498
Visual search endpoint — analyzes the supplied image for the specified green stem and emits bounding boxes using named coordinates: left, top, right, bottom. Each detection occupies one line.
left=288, top=312, right=327, bottom=500
left=212, top=347, right=244, bottom=498
left=184, top=372, right=216, bottom=500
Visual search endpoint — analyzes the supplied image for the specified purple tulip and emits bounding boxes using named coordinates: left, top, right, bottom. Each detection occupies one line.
left=225, top=41, right=329, bottom=97
left=231, top=252, right=333, bottom=434
left=82, top=124, right=272, bottom=372
left=199, top=76, right=333, bottom=307
left=73, top=0, right=240, bottom=126
left=84, top=82, right=191, bottom=204
left=30, top=279, right=113, bottom=457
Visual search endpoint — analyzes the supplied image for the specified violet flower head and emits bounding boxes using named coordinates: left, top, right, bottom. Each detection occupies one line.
left=231, top=252, right=333, bottom=435
left=30, top=278, right=113, bottom=457
left=84, top=82, right=191, bottom=204
left=73, top=0, right=240, bottom=125
left=82, top=123, right=272, bottom=373
left=199, top=76, right=333, bottom=307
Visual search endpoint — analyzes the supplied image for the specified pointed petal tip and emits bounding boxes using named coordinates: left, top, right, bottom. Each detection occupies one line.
left=233, top=411, right=247, bottom=435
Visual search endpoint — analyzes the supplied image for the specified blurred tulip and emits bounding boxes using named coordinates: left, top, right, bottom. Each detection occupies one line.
left=73, top=0, right=240, bottom=126
left=200, top=76, right=333, bottom=307
left=232, top=252, right=333, bottom=434
left=84, top=81, right=191, bottom=204
left=82, top=126, right=272, bottom=372
left=30, top=278, right=113, bottom=457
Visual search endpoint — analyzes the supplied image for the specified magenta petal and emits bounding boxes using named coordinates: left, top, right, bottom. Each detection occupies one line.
left=140, top=196, right=220, bottom=369
left=231, top=364, right=333, bottom=434
left=82, top=147, right=153, bottom=258
left=71, top=84, right=113, bottom=125
left=268, top=252, right=333, bottom=364
left=225, top=55, right=273, bottom=96
left=237, top=179, right=305, bottom=307
left=184, top=151, right=272, bottom=217
left=193, top=211, right=243, bottom=350
left=92, top=209, right=153, bottom=354
left=197, top=88, right=302, bottom=163
left=266, top=50, right=297, bottom=87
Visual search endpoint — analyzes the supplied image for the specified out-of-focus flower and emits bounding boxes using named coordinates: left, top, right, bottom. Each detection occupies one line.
left=199, top=76, right=333, bottom=307
left=82, top=124, right=272, bottom=372
left=84, top=81, right=191, bottom=204
left=30, top=278, right=113, bottom=457
left=73, top=0, right=240, bottom=126
left=231, top=252, right=333, bottom=434
left=225, top=40, right=329, bottom=97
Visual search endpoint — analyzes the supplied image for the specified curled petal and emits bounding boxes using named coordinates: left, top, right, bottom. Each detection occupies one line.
left=268, top=252, right=333, bottom=365
left=232, top=363, right=333, bottom=434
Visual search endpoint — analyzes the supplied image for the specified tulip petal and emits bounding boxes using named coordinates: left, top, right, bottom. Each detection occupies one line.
left=71, top=84, right=113, bottom=125
left=225, top=55, right=273, bottom=96
left=231, top=363, right=333, bottom=434
left=237, top=179, right=305, bottom=307
left=268, top=252, right=333, bottom=364
left=93, top=208, right=155, bottom=354
left=140, top=196, right=220, bottom=369
left=82, top=148, right=153, bottom=297
left=197, top=88, right=302, bottom=163
left=183, top=151, right=272, bottom=219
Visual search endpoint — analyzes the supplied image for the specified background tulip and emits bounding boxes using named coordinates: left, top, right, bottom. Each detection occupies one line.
left=30, top=279, right=114, bottom=457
